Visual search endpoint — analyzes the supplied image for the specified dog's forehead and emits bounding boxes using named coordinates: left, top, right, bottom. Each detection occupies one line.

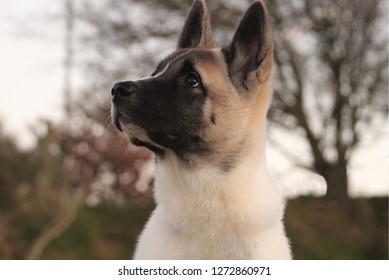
left=154, top=48, right=218, bottom=74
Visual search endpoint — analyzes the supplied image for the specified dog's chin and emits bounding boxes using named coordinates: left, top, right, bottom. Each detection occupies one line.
left=120, top=122, right=181, bottom=156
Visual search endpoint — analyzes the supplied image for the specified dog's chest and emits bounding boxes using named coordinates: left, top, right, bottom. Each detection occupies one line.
left=155, top=197, right=257, bottom=259
left=152, top=162, right=271, bottom=256
left=134, top=156, right=289, bottom=259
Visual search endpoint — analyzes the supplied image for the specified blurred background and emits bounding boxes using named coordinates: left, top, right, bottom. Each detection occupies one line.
left=0, top=0, right=387, bottom=260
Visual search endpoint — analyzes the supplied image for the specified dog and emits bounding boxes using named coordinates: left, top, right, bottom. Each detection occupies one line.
left=111, top=0, right=291, bottom=259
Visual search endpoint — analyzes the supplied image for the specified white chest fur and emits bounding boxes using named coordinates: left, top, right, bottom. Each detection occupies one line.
left=133, top=152, right=291, bottom=259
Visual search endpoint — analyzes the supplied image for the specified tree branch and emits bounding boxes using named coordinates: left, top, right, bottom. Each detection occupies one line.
left=26, top=195, right=78, bottom=260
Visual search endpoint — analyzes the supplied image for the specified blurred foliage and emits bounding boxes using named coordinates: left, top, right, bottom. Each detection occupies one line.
left=0, top=122, right=69, bottom=259
left=285, top=197, right=388, bottom=259
left=43, top=202, right=155, bottom=259
left=28, top=197, right=389, bottom=260
left=0, top=120, right=152, bottom=259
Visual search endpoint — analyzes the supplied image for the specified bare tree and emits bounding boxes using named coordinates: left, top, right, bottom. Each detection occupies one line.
left=268, top=0, right=388, bottom=212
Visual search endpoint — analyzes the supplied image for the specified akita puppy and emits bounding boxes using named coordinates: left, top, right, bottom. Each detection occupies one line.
left=111, top=0, right=291, bottom=259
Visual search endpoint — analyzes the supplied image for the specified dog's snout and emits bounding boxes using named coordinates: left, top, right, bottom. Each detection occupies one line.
left=111, top=81, right=137, bottom=101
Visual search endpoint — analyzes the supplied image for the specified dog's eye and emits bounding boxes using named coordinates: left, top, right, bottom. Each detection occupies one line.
left=186, top=72, right=200, bottom=88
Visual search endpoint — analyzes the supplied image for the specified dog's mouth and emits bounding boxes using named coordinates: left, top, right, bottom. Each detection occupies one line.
left=130, top=132, right=180, bottom=155
left=113, top=110, right=181, bottom=152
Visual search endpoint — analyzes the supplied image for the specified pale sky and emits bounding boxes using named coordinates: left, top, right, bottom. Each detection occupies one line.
left=0, top=0, right=64, bottom=143
left=0, top=0, right=387, bottom=197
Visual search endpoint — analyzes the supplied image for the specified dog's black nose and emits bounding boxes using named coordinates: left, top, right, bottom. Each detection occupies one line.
left=111, top=81, right=137, bottom=101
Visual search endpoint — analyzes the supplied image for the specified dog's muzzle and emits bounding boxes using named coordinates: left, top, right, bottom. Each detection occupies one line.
left=110, top=81, right=181, bottom=153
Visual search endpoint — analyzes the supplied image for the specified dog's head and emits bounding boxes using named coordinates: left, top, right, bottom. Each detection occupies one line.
left=111, top=0, right=273, bottom=169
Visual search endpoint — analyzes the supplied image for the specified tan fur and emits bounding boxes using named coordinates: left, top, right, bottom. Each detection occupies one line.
left=192, top=44, right=274, bottom=166
left=196, top=52, right=249, bottom=152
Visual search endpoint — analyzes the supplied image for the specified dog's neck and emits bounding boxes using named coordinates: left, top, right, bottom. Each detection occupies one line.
left=154, top=121, right=270, bottom=194
left=153, top=98, right=283, bottom=232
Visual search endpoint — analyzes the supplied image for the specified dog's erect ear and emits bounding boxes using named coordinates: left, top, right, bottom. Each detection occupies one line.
left=222, top=0, right=273, bottom=89
left=177, top=0, right=215, bottom=49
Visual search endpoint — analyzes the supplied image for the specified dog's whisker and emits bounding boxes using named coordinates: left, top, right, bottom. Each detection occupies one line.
left=119, top=134, right=127, bottom=146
